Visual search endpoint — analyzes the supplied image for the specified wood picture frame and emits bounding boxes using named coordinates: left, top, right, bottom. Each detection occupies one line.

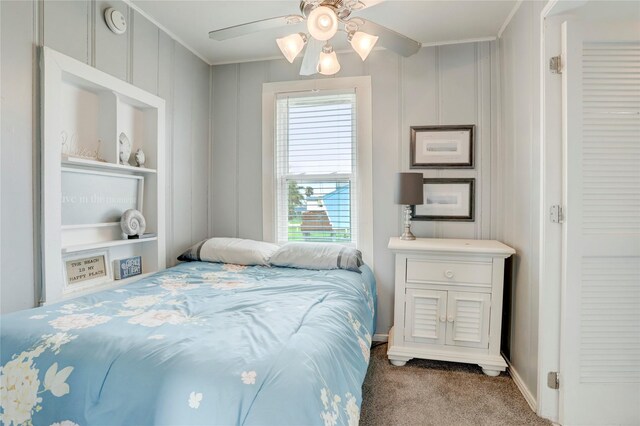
left=62, top=249, right=112, bottom=294
left=410, top=125, right=475, bottom=169
left=411, top=178, right=475, bottom=221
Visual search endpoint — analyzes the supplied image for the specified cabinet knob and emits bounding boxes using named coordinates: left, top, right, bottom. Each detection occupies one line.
left=447, top=316, right=454, bottom=323
left=444, top=270, right=455, bottom=279
left=440, top=316, right=446, bottom=322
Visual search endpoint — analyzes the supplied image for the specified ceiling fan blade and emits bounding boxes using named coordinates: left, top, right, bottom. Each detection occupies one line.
left=353, top=18, right=421, bottom=57
left=209, top=15, right=301, bottom=41
left=299, top=38, right=324, bottom=76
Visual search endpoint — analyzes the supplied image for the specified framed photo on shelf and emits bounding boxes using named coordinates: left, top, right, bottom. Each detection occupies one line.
left=410, top=125, right=475, bottom=169
left=412, top=178, right=475, bottom=222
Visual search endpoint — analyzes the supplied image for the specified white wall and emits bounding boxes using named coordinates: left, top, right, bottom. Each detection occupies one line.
left=0, top=0, right=211, bottom=314
left=210, top=42, right=499, bottom=335
left=497, top=0, right=545, bottom=403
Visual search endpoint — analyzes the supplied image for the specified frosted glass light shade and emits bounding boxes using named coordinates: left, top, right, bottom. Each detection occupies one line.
left=276, top=33, right=307, bottom=63
left=317, top=46, right=341, bottom=75
left=349, top=31, right=379, bottom=61
left=307, top=6, right=338, bottom=41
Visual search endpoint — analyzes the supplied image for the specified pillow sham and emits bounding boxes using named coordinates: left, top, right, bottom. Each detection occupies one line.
left=177, top=238, right=279, bottom=266
left=269, top=242, right=363, bottom=273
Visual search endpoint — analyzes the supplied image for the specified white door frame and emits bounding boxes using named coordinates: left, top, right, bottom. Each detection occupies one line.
left=537, top=0, right=588, bottom=422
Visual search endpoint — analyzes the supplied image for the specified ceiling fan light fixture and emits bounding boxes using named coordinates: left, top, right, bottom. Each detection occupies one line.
left=276, top=33, right=308, bottom=63
left=317, top=45, right=341, bottom=76
left=307, top=6, right=338, bottom=41
left=348, top=30, right=379, bottom=61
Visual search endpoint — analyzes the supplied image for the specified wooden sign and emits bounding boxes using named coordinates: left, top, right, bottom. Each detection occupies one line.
left=114, top=256, right=142, bottom=280
left=65, top=255, right=107, bottom=285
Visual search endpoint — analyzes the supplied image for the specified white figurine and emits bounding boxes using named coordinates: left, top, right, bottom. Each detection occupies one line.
left=135, top=148, right=146, bottom=168
left=119, top=132, right=131, bottom=165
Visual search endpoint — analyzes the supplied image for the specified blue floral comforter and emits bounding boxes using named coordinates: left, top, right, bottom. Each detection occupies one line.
left=0, top=262, right=376, bottom=426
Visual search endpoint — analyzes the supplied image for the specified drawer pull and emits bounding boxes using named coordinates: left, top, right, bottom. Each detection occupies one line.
left=439, top=316, right=446, bottom=322
left=447, top=316, right=455, bottom=323
left=444, top=270, right=455, bottom=279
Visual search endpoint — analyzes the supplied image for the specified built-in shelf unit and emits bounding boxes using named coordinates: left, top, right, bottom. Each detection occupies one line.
left=42, top=47, right=166, bottom=303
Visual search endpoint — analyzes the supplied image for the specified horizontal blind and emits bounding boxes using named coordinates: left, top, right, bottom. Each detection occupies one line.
left=275, top=90, right=358, bottom=245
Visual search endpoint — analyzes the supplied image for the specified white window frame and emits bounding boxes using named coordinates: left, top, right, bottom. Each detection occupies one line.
left=262, top=76, right=373, bottom=267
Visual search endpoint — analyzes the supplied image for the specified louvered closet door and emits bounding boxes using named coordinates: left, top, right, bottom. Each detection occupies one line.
left=445, top=291, right=490, bottom=349
left=560, top=18, right=640, bottom=426
left=404, top=289, right=447, bottom=345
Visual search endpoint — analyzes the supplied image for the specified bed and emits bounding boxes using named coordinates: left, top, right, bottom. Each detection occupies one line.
left=0, top=261, right=376, bottom=426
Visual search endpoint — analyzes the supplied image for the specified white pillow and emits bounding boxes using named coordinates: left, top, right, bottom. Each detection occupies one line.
left=177, top=238, right=279, bottom=266
left=269, top=242, right=363, bottom=272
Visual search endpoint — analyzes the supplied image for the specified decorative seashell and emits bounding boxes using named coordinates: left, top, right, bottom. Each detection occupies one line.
left=120, top=209, right=146, bottom=237
left=119, top=132, right=131, bottom=165
left=135, top=148, right=146, bottom=168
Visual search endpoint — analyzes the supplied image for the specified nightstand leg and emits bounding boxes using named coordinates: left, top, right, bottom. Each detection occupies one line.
left=389, top=357, right=411, bottom=366
left=480, top=367, right=501, bottom=377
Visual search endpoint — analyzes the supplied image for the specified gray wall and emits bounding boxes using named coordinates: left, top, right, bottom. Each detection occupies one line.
left=210, top=42, right=499, bottom=336
left=0, top=0, right=211, bottom=313
left=497, top=0, right=545, bottom=401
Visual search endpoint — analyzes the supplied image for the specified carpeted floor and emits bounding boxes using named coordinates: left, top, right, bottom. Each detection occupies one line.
left=360, top=344, right=550, bottom=426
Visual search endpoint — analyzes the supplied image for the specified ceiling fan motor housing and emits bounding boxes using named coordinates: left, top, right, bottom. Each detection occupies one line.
left=300, top=0, right=353, bottom=20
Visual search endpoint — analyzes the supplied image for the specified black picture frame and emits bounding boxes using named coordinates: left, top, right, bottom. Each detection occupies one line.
left=411, top=178, right=475, bottom=222
left=410, top=125, right=475, bottom=169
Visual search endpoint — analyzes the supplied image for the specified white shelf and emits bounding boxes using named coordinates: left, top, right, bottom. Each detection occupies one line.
left=62, top=156, right=157, bottom=174
left=43, top=47, right=166, bottom=305
left=62, top=237, right=158, bottom=254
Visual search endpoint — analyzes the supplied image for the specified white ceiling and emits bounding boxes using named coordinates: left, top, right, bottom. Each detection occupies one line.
left=131, top=0, right=518, bottom=65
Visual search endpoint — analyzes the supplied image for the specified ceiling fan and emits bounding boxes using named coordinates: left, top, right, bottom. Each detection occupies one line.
left=208, top=0, right=421, bottom=76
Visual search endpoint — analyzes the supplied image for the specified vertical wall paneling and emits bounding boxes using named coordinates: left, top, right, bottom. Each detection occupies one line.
left=210, top=42, right=498, bottom=335
left=211, top=64, right=239, bottom=238
left=94, top=0, right=128, bottom=81
left=157, top=31, right=174, bottom=266
left=497, top=0, right=544, bottom=402
left=0, top=0, right=36, bottom=312
left=171, top=44, right=194, bottom=256
left=191, top=57, right=210, bottom=245
left=401, top=48, right=438, bottom=238
left=237, top=62, right=267, bottom=241
left=0, top=0, right=211, bottom=313
left=43, top=1, right=89, bottom=64
left=131, top=10, right=159, bottom=95
left=367, top=49, right=402, bottom=334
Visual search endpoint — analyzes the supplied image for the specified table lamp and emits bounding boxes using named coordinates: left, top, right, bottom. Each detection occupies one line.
left=395, top=172, right=424, bottom=240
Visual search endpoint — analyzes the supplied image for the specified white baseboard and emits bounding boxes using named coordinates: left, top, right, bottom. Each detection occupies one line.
left=506, top=358, right=537, bottom=413
left=373, top=333, right=388, bottom=342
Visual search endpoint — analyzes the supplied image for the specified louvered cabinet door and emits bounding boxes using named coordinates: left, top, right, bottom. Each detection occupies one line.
left=445, top=291, right=491, bottom=349
left=404, top=289, right=447, bottom=345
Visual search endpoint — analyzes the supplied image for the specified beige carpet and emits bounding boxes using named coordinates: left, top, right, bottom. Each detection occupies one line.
left=360, top=344, right=550, bottom=426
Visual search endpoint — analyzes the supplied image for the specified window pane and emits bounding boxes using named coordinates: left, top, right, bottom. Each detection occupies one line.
left=279, top=97, right=355, bottom=175
left=286, top=179, right=352, bottom=243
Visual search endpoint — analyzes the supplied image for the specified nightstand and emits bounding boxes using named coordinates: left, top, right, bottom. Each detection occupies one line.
left=387, top=237, right=515, bottom=376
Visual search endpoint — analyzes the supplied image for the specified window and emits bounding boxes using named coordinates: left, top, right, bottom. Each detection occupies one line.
left=275, top=91, right=357, bottom=244
left=263, top=77, right=372, bottom=263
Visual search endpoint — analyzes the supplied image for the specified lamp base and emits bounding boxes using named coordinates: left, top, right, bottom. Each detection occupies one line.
left=400, top=205, right=416, bottom=240
left=400, top=230, right=416, bottom=241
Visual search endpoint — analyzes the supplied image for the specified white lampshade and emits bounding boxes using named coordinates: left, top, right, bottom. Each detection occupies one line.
left=317, top=45, right=341, bottom=75
left=348, top=31, right=379, bottom=61
left=307, top=6, right=338, bottom=41
left=276, top=33, right=307, bottom=63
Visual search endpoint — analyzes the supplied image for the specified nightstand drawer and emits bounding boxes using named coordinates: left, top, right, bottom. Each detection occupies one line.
left=406, top=259, right=492, bottom=286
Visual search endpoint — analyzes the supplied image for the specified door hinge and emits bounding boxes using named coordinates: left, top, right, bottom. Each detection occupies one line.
left=550, top=205, right=564, bottom=223
left=547, top=371, right=560, bottom=389
left=550, top=55, right=562, bottom=74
